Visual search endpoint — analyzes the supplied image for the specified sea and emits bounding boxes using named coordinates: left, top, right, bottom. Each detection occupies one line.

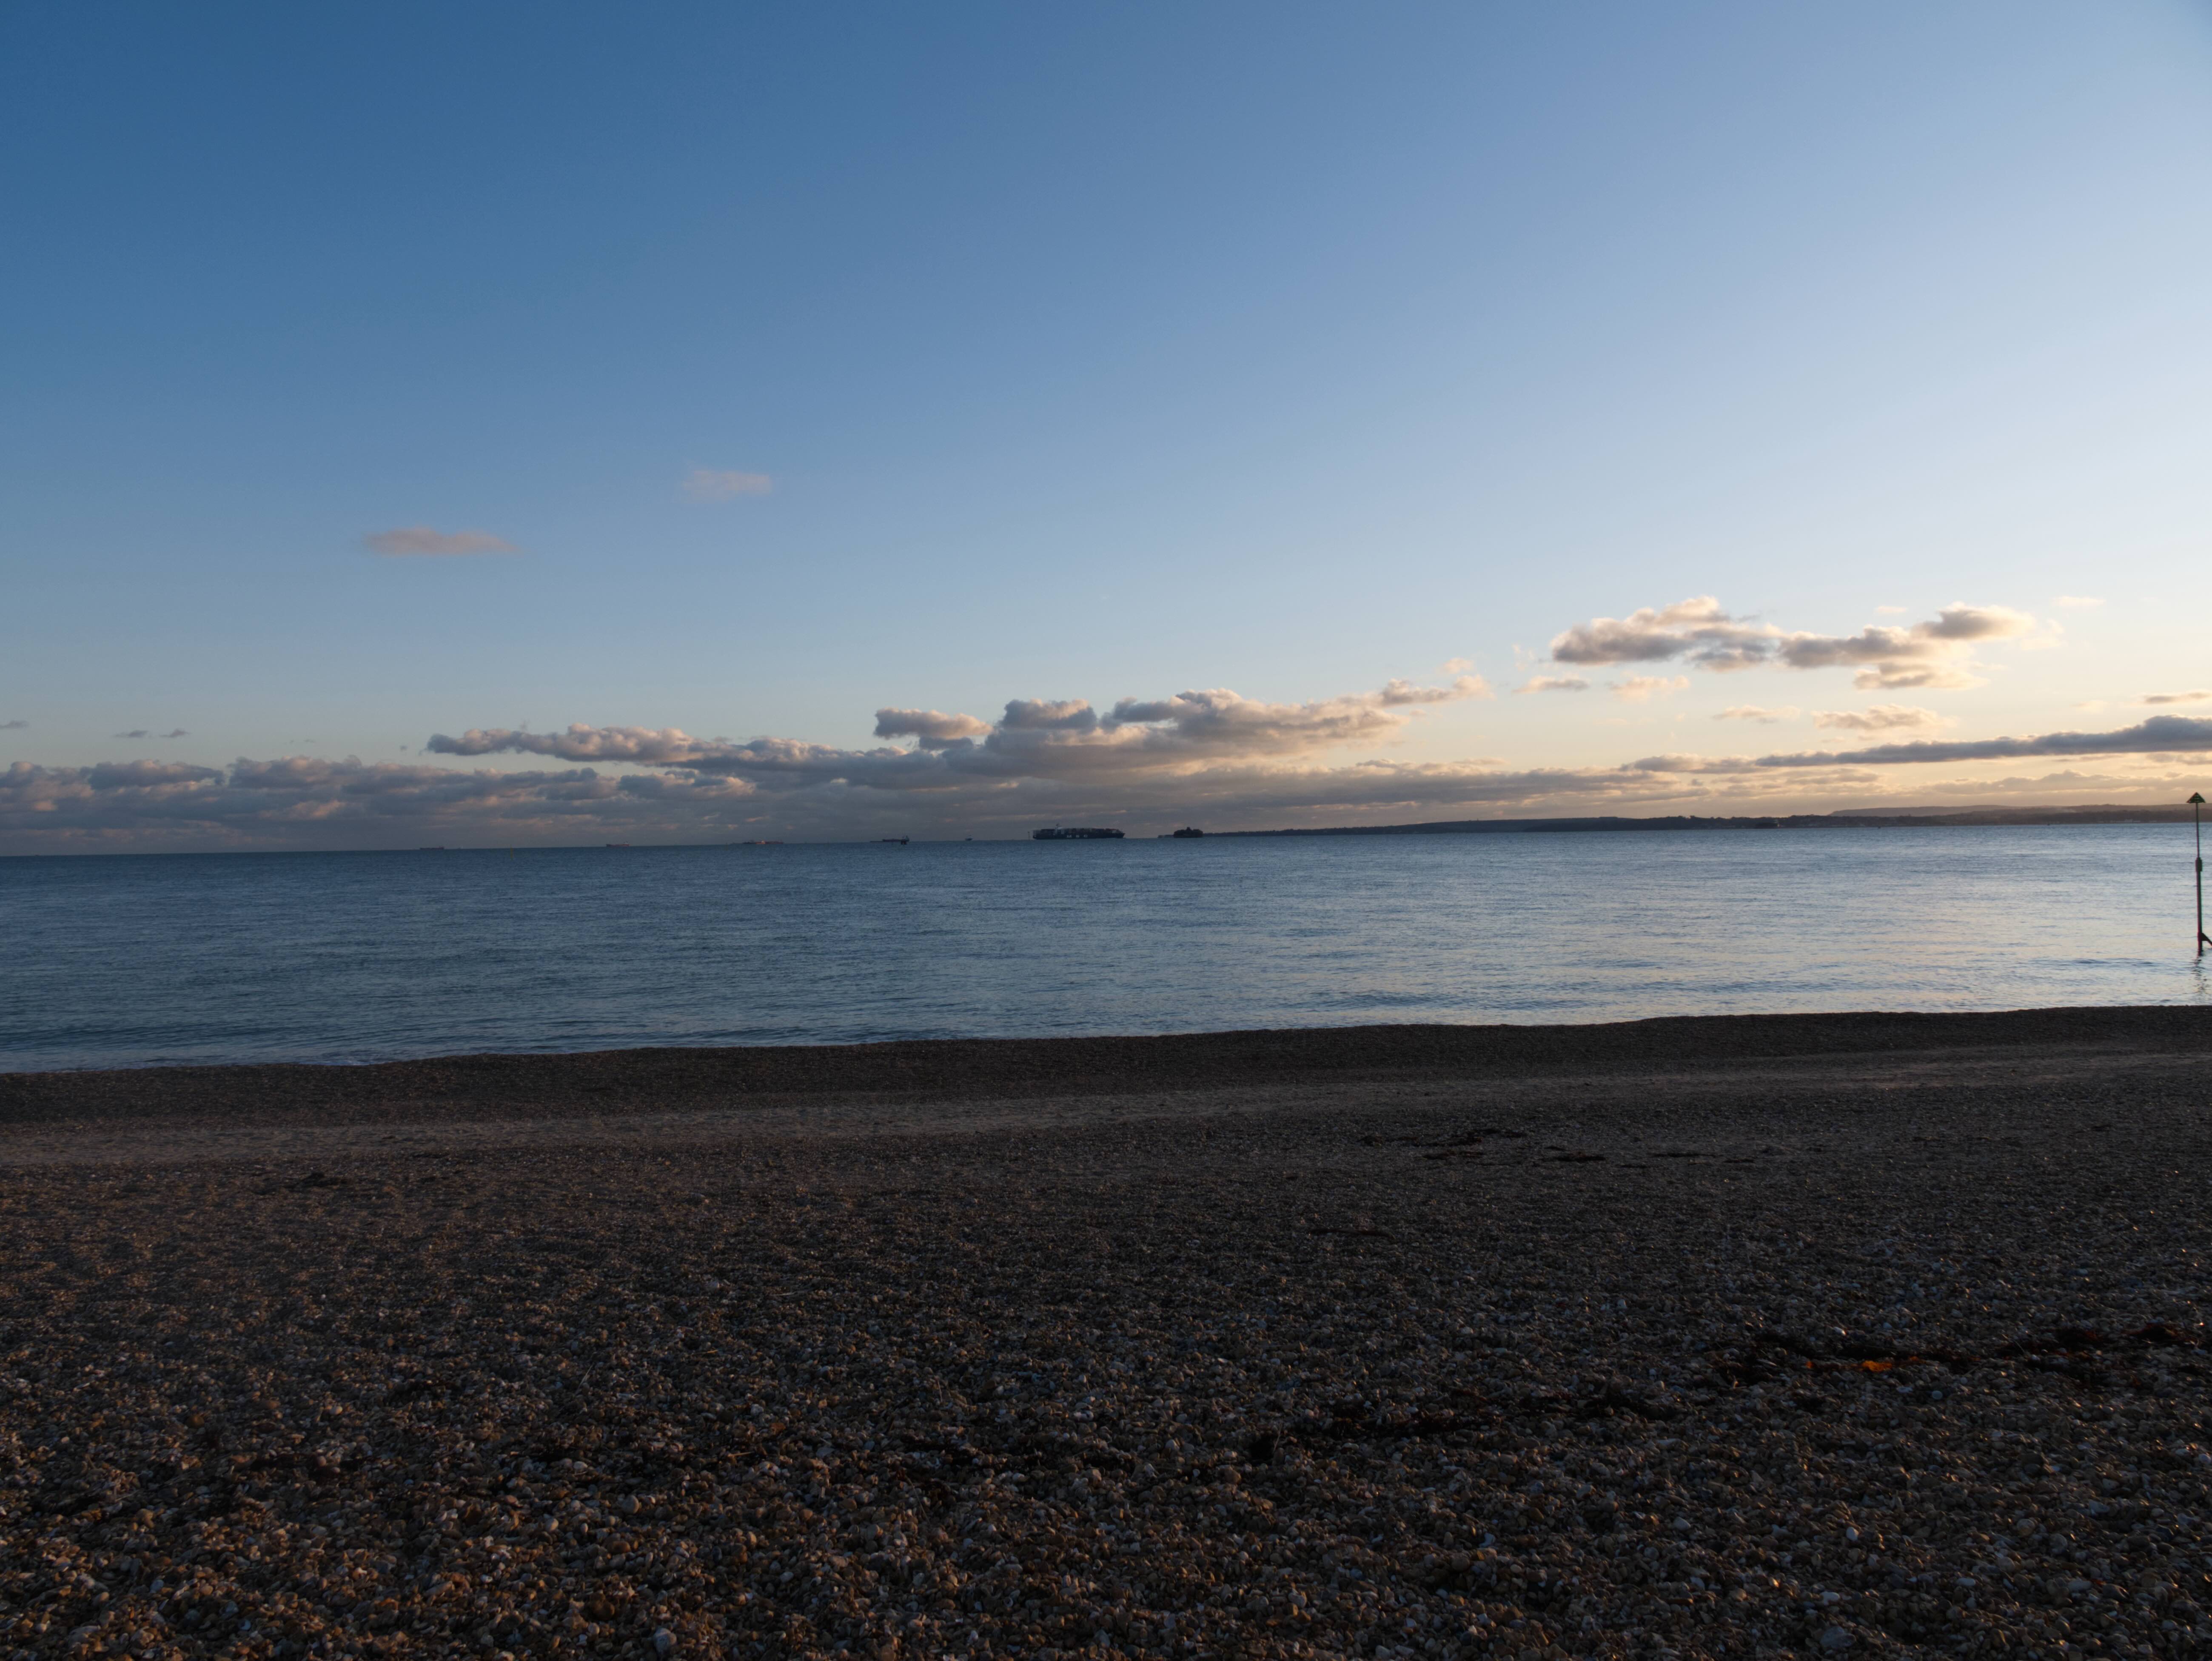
left=4, top=825, right=2207, bottom=1072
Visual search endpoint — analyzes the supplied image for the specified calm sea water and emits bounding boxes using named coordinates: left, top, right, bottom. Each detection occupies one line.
left=3, top=826, right=2207, bottom=1071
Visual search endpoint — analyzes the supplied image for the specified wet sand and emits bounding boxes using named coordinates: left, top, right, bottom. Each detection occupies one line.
left=3, top=1005, right=2211, bottom=1660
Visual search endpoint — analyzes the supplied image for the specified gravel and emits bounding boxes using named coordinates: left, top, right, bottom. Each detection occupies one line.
left=2, top=1007, right=2210, bottom=1660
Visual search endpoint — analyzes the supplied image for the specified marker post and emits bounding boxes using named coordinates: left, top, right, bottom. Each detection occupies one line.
left=2194, top=791, right=2208, bottom=957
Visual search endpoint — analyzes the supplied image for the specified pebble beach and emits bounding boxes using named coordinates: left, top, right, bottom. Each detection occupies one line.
left=3, top=1005, right=2211, bottom=1661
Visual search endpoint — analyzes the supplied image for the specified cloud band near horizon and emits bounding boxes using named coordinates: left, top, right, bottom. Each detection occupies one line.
left=4, top=692, right=2207, bottom=853
left=1752, top=714, right=2212, bottom=768
left=424, top=677, right=1495, bottom=790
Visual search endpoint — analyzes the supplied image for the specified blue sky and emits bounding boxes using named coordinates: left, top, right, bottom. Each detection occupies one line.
left=6, top=2, right=2212, bottom=848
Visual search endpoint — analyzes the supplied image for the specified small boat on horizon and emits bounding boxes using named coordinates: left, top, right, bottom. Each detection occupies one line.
left=881, top=836, right=909, bottom=845
left=1033, top=826, right=1125, bottom=840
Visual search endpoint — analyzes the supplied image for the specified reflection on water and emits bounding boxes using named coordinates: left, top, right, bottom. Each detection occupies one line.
left=3, top=826, right=2206, bottom=1070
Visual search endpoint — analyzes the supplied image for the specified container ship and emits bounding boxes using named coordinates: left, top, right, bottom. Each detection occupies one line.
left=1032, top=826, right=1124, bottom=840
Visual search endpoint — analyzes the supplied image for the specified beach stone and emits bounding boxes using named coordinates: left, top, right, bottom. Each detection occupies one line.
left=4, top=1014, right=2212, bottom=1660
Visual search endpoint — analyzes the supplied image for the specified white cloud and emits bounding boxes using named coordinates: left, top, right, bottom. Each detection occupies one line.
left=1550, top=596, right=1773, bottom=671
left=2141, top=690, right=2212, bottom=706
left=363, top=526, right=519, bottom=557
left=1811, top=705, right=1946, bottom=733
left=873, top=708, right=992, bottom=749
left=998, top=697, right=1101, bottom=732
left=2054, top=596, right=2104, bottom=608
left=1441, top=657, right=1476, bottom=674
left=1772, top=604, right=2033, bottom=689
left=1714, top=706, right=1796, bottom=724
left=1610, top=676, right=1688, bottom=703
left=1514, top=676, right=1589, bottom=694
left=683, top=468, right=773, bottom=502
left=1550, top=596, right=2034, bottom=690
left=1381, top=674, right=1491, bottom=704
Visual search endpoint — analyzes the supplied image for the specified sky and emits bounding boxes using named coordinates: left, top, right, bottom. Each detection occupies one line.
left=6, top=1, right=2212, bottom=850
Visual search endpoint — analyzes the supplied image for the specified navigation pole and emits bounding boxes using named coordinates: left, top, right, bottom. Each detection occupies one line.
left=2195, top=792, right=2208, bottom=957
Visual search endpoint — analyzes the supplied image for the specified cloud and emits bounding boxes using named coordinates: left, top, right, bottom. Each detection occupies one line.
left=17, top=676, right=2208, bottom=854
left=112, top=729, right=190, bottom=740
left=364, top=526, right=519, bottom=557
left=873, top=708, right=992, bottom=749
left=1779, top=605, right=2035, bottom=689
left=1441, top=657, right=1476, bottom=674
left=1755, top=715, right=2212, bottom=768
left=683, top=468, right=773, bottom=502
left=428, top=676, right=1496, bottom=792
left=0, top=745, right=1889, bottom=855
left=1001, top=697, right=1101, bottom=732
left=0, top=756, right=658, bottom=852
left=1382, top=675, right=1491, bottom=703
left=1549, top=597, right=2035, bottom=690
left=1, top=720, right=26, bottom=731
left=2054, top=596, right=2104, bottom=608
left=2141, top=691, right=2212, bottom=706
left=1610, top=676, right=1688, bottom=703
left=1549, top=596, right=1773, bottom=671
left=1714, top=706, right=1796, bottom=724
left=1514, top=676, right=1589, bottom=694
left=1811, top=705, right=1945, bottom=733
left=1615, top=753, right=1767, bottom=775
left=82, top=760, right=226, bottom=788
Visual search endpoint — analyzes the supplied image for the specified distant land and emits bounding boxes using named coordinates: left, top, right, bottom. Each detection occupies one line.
left=1215, top=802, right=2202, bottom=837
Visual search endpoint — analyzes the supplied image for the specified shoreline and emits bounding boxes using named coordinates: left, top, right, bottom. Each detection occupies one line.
left=4, top=1002, right=2209, bottom=1127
